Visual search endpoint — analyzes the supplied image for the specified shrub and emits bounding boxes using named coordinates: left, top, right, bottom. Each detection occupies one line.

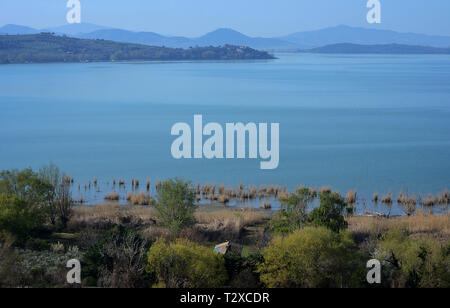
left=146, top=238, right=227, bottom=288
left=375, top=228, right=450, bottom=288
left=269, top=188, right=315, bottom=235
left=309, top=191, right=348, bottom=233
left=0, top=193, right=45, bottom=244
left=0, top=235, right=21, bottom=287
left=258, top=227, right=364, bottom=288
left=15, top=245, right=81, bottom=288
left=154, top=178, right=196, bottom=235
left=224, top=253, right=263, bottom=288
left=82, top=225, right=151, bottom=288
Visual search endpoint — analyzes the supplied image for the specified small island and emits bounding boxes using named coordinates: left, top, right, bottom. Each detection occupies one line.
left=0, top=33, right=276, bottom=64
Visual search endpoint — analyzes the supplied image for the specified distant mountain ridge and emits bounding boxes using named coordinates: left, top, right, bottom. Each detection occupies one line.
left=307, top=43, right=450, bottom=54
left=1, top=23, right=450, bottom=51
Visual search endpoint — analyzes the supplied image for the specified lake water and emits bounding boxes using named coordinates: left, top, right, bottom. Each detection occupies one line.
left=1, top=53, right=450, bottom=214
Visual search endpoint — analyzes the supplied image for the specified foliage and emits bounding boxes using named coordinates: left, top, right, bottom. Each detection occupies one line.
left=0, top=235, right=21, bottom=287
left=375, top=228, right=450, bottom=288
left=309, top=191, right=348, bottom=233
left=146, top=238, right=227, bottom=288
left=0, top=168, right=51, bottom=204
left=39, top=164, right=74, bottom=229
left=258, top=227, right=364, bottom=288
left=81, top=225, right=151, bottom=288
left=0, top=33, right=275, bottom=64
left=0, top=193, right=45, bottom=244
left=154, top=178, right=196, bottom=235
left=269, top=188, right=316, bottom=234
left=224, top=253, right=263, bottom=288
left=15, top=245, right=81, bottom=288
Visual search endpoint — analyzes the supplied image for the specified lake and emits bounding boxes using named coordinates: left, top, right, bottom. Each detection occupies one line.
left=1, top=53, right=450, bottom=214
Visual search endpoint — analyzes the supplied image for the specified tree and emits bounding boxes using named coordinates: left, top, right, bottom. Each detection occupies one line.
left=146, top=238, right=227, bottom=288
left=154, top=178, right=196, bottom=235
left=55, top=176, right=73, bottom=230
left=38, top=163, right=61, bottom=225
left=258, top=227, right=364, bottom=288
left=38, top=164, right=73, bottom=229
left=309, top=191, right=348, bottom=233
left=269, top=187, right=316, bottom=234
left=82, top=226, right=150, bottom=288
left=0, top=168, right=49, bottom=243
left=375, top=228, right=450, bottom=288
left=0, top=168, right=51, bottom=204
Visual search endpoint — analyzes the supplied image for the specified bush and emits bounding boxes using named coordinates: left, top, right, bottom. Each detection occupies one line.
left=309, top=191, right=348, bottom=233
left=0, top=167, right=56, bottom=243
left=0, top=193, right=45, bottom=244
left=18, top=248, right=81, bottom=288
left=224, top=253, right=263, bottom=288
left=0, top=235, right=21, bottom=287
left=154, top=178, right=196, bottom=235
left=258, top=227, right=364, bottom=288
left=82, top=225, right=151, bottom=288
left=269, top=188, right=315, bottom=235
left=146, top=238, right=227, bottom=288
left=375, top=228, right=450, bottom=288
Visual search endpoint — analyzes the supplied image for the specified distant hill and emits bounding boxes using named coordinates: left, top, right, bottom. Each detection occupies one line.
left=307, top=43, right=450, bottom=54
left=44, top=23, right=110, bottom=36
left=79, top=29, right=193, bottom=48
left=282, top=25, right=450, bottom=48
left=0, top=24, right=40, bottom=35
left=2, top=24, right=450, bottom=51
left=79, top=28, right=299, bottom=50
left=194, top=28, right=299, bottom=50
left=0, top=33, right=275, bottom=64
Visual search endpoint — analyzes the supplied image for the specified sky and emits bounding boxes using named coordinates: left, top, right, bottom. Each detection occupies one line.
left=1, top=0, right=450, bottom=37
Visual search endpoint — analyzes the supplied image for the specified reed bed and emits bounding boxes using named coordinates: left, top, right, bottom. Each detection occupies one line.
left=195, top=208, right=267, bottom=228
left=126, top=192, right=153, bottom=206
left=346, top=189, right=357, bottom=204
left=347, top=212, right=450, bottom=241
left=381, top=193, right=393, bottom=204
left=104, top=192, right=120, bottom=201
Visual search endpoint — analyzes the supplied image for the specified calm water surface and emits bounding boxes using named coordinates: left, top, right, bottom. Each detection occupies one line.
left=1, top=54, right=450, bottom=214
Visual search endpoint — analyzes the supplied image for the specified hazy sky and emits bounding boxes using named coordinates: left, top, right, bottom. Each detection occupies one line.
left=1, top=0, right=450, bottom=37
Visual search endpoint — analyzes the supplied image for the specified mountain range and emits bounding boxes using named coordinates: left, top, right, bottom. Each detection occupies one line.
left=2, top=23, right=450, bottom=51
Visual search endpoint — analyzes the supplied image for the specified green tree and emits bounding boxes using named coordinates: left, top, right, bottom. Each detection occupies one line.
left=258, top=227, right=364, bottom=288
left=309, top=191, right=348, bottom=233
left=146, top=238, right=227, bottom=288
left=269, top=187, right=316, bottom=234
left=375, top=228, right=450, bottom=288
left=0, top=168, right=51, bottom=204
left=0, top=168, right=50, bottom=243
left=154, top=178, right=196, bottom=235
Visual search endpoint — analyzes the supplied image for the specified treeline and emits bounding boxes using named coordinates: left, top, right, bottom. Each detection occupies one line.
left=0, top=33, right=275, bottom=64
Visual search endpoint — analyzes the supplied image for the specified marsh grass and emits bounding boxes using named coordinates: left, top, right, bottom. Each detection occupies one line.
left=346, top=189, right=357, bottom=204
left=126, top=192, right=153, bottom=206
left=104, top=192, right=120, bottom=201
left=381, top=193, right=393, bottom=204
left=348, top=211, right=450, bottom=243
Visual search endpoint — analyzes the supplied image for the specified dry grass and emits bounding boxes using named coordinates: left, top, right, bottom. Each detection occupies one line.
left=195, top=208, right=266, bottom=227
left=346, top=189, right=357, bottom=204
left=104, top=192, right=120, bottom=201
left=348, top=212, right=450, bottom=242
left=381, top=193, right=393, bottom=204
left=126, top=192, right=153, bottom=206
left=193, top=208, right=268, bottom=242
left=70, top=204, right=157, bottom=230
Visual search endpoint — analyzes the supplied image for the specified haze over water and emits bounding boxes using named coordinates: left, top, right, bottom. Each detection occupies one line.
left=1, top=53, right=450, bottom=212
